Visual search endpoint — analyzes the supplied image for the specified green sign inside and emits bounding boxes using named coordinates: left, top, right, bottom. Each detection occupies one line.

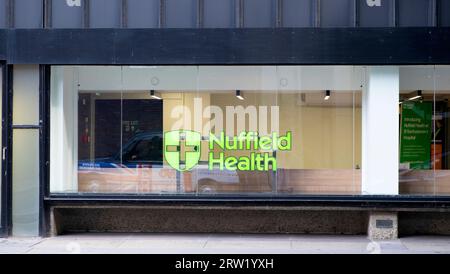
left=400, top=101, right=432, bottom=169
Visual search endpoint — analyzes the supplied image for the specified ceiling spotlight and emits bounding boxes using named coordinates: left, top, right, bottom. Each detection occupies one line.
left=324, top=90, right=331, bottom=101
left=408, top=90, right=422, bottom=101
left=150, top=90, right=162, bottom=100
left=236, top=90, right=244, bottom=100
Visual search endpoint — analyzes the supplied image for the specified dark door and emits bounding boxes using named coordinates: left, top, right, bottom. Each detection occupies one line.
left=1, top=62, right=9, bottom=237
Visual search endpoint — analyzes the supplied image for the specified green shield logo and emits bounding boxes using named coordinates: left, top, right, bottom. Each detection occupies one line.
left=164, top=130, right=201, bottom=171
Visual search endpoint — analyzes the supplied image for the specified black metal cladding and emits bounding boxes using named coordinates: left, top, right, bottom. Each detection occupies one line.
left=0, top=28, right=449, bottom=65
left=1, top=0, right=450, bottom=29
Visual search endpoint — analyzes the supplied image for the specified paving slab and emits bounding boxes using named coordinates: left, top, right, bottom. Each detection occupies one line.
left=1, top=234, right=450, bottom=254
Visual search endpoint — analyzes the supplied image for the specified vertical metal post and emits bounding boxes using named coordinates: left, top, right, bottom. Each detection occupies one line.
left=391, top=0, right=398, bottom=27
left=39, top=65, right=50, bottom=237
left=235, top=0, right=244, bottom=28
left=275, top=0, right=283, bottom=28
left=429, top=0, right=438, bottom=27
left=197, top=0, right=204, bottom=28
left=6, top=0, right=14, bottom=28
left=159, top=0, right=166, bottom=28
left=353, top=0, right=359, bottom=27
left=1, top=63, right=13, bottom=237
left=44, top=0, right=52, bottom=28
left=121, top=0, right=128, bottom=28
left=314, top=0, right=320, bottom=27
left=82, top=0, right=90, bottom=28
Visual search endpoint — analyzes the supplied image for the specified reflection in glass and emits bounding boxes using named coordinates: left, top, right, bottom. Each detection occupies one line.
left=399, top=66, right=450, bottom=195
left=50, top=66, right=363, bottom=195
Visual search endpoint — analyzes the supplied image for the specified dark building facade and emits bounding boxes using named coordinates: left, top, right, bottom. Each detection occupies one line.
left=2, top=0, right=450, bottom=239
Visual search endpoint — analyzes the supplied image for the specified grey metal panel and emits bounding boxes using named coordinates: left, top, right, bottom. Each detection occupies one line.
left=0, top=0, right=6, bottom=28
left=359, top=0, right=393, bottom=27
left=127, top=0, right=159, bottom=28
left=127, top=0, right=160, bottom=28
left=440, top=0, right=450, bottom=26
left=320, top=0, right=353, bottom=27
left=204, top=0, right=234, bottom=28
left=165, top=0, right=197, bottom=28
left=398, top=0, right=430, bottom=27
left=52, top=0, right=83, bottom=28
left=282, top=0, right=313, bottom=27
left=14, top=0, right=43, bottom=28
left=89, top=0, right=121, bottom=28
left=243, top=0, right=274, bottom=28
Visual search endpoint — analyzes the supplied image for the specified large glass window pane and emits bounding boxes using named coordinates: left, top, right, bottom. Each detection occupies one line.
left=50, top=66, right=362, bottom=196
left=400, top=66, right=450, bottom=195
left=276, top=66, right=362, bottom=194
left=399, top=66, right=436, bottom=195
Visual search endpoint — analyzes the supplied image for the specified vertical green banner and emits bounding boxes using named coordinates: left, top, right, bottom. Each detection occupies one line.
left=400, top=101, right=432, bottom=169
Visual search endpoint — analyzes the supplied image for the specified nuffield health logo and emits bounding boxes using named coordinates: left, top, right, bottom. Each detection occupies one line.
left=164, top=130, right=292, bottom=172
left=164, top=130, right=201, bottom=172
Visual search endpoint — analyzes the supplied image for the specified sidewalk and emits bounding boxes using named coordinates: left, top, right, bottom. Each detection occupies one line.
left=1, top=234, right=450, bottom=254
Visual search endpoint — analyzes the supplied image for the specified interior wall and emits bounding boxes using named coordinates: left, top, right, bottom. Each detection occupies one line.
left=78, top=90, right=362, bottom=170
left=277, top=94, right=361, bottom=169
left=50, top=66, right=78, bottom=193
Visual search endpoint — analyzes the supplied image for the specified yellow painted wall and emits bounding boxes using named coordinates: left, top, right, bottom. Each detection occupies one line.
left=159, top=91, right=361, bottom=169
left=277, top=93, right=362, bottom=169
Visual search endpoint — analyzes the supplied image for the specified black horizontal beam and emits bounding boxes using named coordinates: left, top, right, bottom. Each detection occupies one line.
left=0, top=28, right=450, bottom=65
left=46, top=194, right=450, bottom=210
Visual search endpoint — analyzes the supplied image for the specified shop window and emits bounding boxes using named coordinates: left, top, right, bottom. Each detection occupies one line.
left=50, top=66, right=362, bottom=195
left=399, top=66, right=450, bottom=195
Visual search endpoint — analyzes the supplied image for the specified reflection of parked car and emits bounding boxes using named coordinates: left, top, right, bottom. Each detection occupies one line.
left=78, top=132, right=169, bottom=193
left=78, top=131, right=270, bottom=194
